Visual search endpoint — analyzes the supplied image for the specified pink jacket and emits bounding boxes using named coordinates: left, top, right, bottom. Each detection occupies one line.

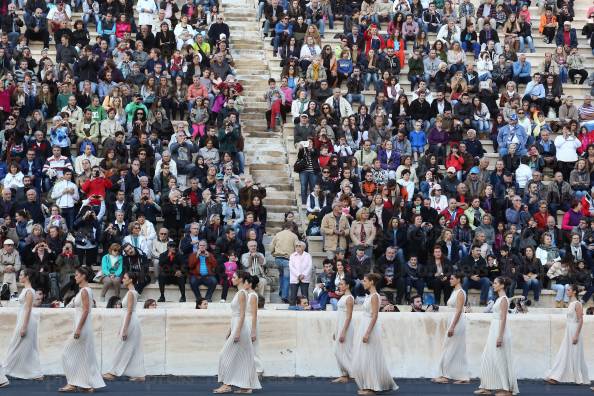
left=289, top=251, right=312, bottom=283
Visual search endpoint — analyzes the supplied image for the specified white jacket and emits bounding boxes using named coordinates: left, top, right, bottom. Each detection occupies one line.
left=554, top=135, right=581, bottom=162
left=50, top=179, right=79, bottom=209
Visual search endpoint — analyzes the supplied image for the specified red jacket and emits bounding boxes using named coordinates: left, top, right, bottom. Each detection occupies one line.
left=578, top=130, right=594, bottom=155
left=445, top=153, right=465, bottom=171
left=440, top=207, right=465, bottom=228
left=364, top=30, right=386, bottom=56
left=81, top=177, right=113, bottom=201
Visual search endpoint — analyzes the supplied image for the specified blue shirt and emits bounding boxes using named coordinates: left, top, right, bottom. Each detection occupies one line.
left=199, top=255, right=208, bottom=276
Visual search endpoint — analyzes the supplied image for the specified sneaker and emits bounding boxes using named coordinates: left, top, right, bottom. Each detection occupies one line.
left=179, top=296, right=186, bottom=303
left=157, top=296, right=166, bottom=303
left=220, top=299, right=226, bottom=303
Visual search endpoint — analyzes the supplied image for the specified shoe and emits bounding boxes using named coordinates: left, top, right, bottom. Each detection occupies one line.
left=157, top=296, right=166, bottom=303
left=179, top=296, right=186, bottom=303
left=10, top=293, right=18, bottom=302
left=220, top=299, right=226, bottom=303
left=0, top=381, right=8, bottom=388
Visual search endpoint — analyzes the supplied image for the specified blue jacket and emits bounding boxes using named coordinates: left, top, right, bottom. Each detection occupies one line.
left=497, top=123, right=527, bottom=151
left=19, top=158, right=44, bottom=179
left=274, top=21, right=293, bottom=36
left=409, top=130, right=427, bottom=147
left=377, top=148, right=400, bottom=171
left=337, top=58, right=353, bottom=75
left=512, top=60, right=531, bottom=78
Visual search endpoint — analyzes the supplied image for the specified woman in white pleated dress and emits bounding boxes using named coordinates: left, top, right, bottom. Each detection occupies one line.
left=103, top=272, right=146, bottom=382
left=351, top=273, right=397, bottom=395
left=213, top=271, right=261, bottom=394
left=3, top=268, right=43, bottom=380
left=59, top=267, right=106, bottom=393
left=474, top=277, right=519, bottom=396
left=246, top=275, right=263, bottom=376
left=545, top=284, right=590, bottom=385
left=332, top=278, right=354, bottom=384
left=433, top=272, right=469, bottom=384
left=0, top=367, right=8, bottom=387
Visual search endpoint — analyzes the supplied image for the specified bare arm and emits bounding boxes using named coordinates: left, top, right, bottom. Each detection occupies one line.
left=75, top=289, right=90, bottom=339
left=573, top=302, right=584, bottom=345
left=497, top=297, right=508, bottom=347
left=20, top=290, right=33, bottom=337
left=363, top=294, right=380, bottom=343
left=121, top=291, right=134, bottom=341
left=249, top=294, right=258, bottom=342
left=340, top=296, right=354, bottom=343
left=448, top=290, right=465, bottom=337
left=234, top=291, right=247, bottom=342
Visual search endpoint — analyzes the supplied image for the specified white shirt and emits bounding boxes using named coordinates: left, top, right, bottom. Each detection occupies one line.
left=136, top=0, right=158, bottom=26
left=51, top=179, right=79, bottom=209
left=554, top=135, right=581, bottom=162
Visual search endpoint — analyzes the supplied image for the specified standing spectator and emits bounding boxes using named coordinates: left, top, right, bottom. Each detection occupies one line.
left=157, top=242, right=187, bottom=302
left=320, top=202, right=350, bottom=255
left=270, top=222, right=299, bottom=303
left=289, top=241, right=312, bottom=306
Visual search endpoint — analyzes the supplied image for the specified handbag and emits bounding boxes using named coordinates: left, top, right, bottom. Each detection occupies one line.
left=293, top=158, right=307, bottom=173
left=93, top=270, right=104, bottom=283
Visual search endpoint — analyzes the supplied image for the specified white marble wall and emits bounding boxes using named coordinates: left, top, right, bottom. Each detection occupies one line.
left=0, top=308, right=592, bottom=379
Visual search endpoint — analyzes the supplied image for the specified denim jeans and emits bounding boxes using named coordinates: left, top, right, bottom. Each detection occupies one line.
left=345, top=93, right=364, bottom=105
left=299, top=171, right=317, bottom=203
left=551, top=283, right=569, bottom=302
left=405, top=277, right=425, bottom=300
left=275, top=257, right=290, bottom=301
left=363, top=72, right=379, bottom=90
left=559, top=66, right=568, bottom=84
left=472, top=119, right=491, bottom=133
left=518, top=36, right=535, bottom=53
left=463, top=276, right=491, bottom=304
left=189, top=275, right=218, bottom=301
left=461, top=41, right=480, bottom=58
left=522, top=278, right=541, bottom=302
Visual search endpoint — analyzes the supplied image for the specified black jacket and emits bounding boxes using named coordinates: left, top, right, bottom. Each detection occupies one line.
left=158, top=251, right=186, bottom=276
left=375, top=255, right=405, bottom=279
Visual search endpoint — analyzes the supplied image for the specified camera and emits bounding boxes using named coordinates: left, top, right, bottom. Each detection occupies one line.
left=93, top=170, right=100, bottom=178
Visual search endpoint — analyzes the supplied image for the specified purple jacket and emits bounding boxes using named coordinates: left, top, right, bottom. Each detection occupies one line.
left=378, top=148, right=400, bottom=171
left=428, top=127, right=449, bottom=145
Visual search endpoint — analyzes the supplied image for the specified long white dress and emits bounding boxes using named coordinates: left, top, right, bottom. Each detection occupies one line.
left=546, top=301, right=590, bottom=384
left=217, top=289, right=261, bottom=389
left=351, top=292, right=398, bottom=392
left=437, top=288, right=469, bottom=381
left=0, top=366, right=7, bottom=385
left=62, top=287, right=106, bottom=389
left=478, top=295, right=519, bottom=395
left=108, top=290, right=145, bottom=377
left=246, top=291, right=263, bottom=375
left=333, top=294, right=355, bottom=377
left=4, top=288, right=42, bottom=379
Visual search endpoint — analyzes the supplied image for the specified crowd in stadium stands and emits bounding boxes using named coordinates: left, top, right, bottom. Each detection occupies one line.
left=263, top=0, right=594, bottom=309
left=1, top=0, right=594, bottom=310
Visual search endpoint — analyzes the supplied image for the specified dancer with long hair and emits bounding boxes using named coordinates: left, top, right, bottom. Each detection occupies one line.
left=213, top=271, right=261, bottom=394
left=103, top=272, right=146, bottom=382
left=351, top=273, right=397, bottom=395
left=433, top=273, right=469, bottom=384
left=59, top=267, right=106, bottom=393
left=545, top=284, right=590, bottom=385
left=332, top=278, right=355, bottom=384
left=474, top=277, right=519, bottom=396
left=3, top=268, right=43, bottom=380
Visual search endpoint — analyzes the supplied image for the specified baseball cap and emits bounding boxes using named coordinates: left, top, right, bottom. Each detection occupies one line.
left=3, top=239, right=14, bottom=245
left=446, top=166, right=456, bottom=173
left=433, top=183, right=442, bottom=190
left=469, top=166, right=480, bottom=174
left=509, top=113, right=518, bottom=121
left=216, top=173, right=224, bottom=180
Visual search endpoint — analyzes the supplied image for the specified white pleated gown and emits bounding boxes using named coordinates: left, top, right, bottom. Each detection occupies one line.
left=546, top=301, right=590, bottom=384
left=437, top=288, right=469, bottom=381
left=351, top=292, right=398, bottom=392
left=108, top=290, right=145, bottom=377
left=478, top=296, right=519, bottom=395
left=333, top=294, right=355, bottom=377
left=62, top=287, right=106, bottom=389
left=4, top=288, right=42, bottom=379
left=217, top=289, right=261, bottom=389
left=245, top=291, right=263, bottom=374
left=0, top=366, right=7, bottom=385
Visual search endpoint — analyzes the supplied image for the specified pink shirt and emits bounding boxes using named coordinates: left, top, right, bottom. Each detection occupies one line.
left=289, top=251, right=312, bottom=283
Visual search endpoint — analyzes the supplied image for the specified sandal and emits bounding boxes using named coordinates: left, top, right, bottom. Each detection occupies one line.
left=129, top=377, right=146, bottom=382
left=454, top=380, right=470, bottom=384
left=59, top=385, right=78, bottom=393
left=0, top=381, right=9, bottom=388
left=357, top=390, right=376, bottom=395
left=103, top=373, right=116, bottom=381
left=544, top=378, right=558, bottom=385
left=234, top=390, right=252, bottom=394
left=79, top=388, right=95, bottom=394
left=213, top=385, right=233, bottom=394
left=473, top=390, right=492, bottom=395
left=331, top=376, right=349, bottom=383
left=431, top=377, right=449, bottom=384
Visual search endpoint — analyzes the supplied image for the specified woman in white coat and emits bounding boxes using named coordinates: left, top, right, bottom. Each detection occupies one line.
left=332, top=279, right=354, bottom=384
left=433, top=272, right=469, bottom=384
left=136, top=0, right=157, bottom=27
left=474, top=277, right=519, bottom=396
left=59, top=267, right=106, bottom=393
left=545, top=284, right=590, bottom=385
left=3, top=269, right=43, bottom=380
left=103, top=272, right=146, bottom=382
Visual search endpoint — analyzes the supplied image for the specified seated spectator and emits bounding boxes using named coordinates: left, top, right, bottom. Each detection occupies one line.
left=100, top=243, right=123, bottom=300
